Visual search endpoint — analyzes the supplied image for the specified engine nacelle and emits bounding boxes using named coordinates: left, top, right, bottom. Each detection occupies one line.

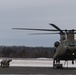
left=54, top=41, right=60, bottom=47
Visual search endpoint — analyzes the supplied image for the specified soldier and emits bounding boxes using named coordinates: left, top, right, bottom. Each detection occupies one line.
left=1, top=59, right=12, bottom=68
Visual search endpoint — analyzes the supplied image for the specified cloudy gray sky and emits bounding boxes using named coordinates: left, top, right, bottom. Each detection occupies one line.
left=0, top=0, right=76, bottom=47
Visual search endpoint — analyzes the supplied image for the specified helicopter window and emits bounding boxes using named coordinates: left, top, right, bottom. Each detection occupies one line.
left=65, top=41, right=76, bottom=45
left=65, top=41, right=69, bottom=45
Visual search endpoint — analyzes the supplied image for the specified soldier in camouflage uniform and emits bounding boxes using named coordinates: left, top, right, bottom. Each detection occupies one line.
left=1, top=59, right=12, bottom=68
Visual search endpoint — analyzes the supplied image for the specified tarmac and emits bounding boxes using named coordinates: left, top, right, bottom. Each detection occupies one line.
left=0, top=66, right=76, bottom=74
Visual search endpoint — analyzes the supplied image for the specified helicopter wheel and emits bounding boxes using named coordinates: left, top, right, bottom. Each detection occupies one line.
left=53, top=59, right=62, bottom=69
left=56, top=59, right=60, bottom=63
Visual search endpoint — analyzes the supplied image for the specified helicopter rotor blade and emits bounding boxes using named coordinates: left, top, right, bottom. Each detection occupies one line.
left=29, top=33, right=60, bottom=35
left=12, top=28, right=59, bottom=31
left=49, top=23, right=64, bottom=34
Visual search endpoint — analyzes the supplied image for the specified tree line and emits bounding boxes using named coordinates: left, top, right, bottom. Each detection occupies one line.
left=0, top=46, right=55, bottom=58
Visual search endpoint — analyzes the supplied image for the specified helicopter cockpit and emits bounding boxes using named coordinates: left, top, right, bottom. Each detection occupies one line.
left=65, top=41, right=76, bottom=46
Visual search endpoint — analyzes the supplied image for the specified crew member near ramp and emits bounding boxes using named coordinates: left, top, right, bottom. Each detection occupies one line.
left=1, top=59, right=12, bottom=68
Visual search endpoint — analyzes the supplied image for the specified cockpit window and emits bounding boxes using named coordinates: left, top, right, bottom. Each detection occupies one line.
left=65, top=41, right=69, bottom=45
left=65, top=41, right=76, bottom=46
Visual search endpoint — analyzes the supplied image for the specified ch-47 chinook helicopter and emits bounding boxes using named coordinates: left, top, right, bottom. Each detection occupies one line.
left=13, top=23, right=76, bottom=68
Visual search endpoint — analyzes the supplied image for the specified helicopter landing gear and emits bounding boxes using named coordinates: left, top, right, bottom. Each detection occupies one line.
left=72, top=60, right=74, bottom=64
left=53, top=60, right=62, bottom=69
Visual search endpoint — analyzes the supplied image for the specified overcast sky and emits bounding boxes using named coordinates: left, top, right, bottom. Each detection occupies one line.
left=0, top=0, right=76, bottom=47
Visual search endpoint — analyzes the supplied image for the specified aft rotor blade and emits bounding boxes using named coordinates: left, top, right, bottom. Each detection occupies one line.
left=12, top=28, right=58, bottom=31
left=29, top=33, right=60, bottom=35
left=49, top=23, right=64, bottom=34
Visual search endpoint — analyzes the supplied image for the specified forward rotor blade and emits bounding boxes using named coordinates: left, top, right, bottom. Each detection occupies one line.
left=12, top=28, right=58, bottom=31
left=29, top=33, right=60, bottom=35
left=49, top=23, right=64, bottom=34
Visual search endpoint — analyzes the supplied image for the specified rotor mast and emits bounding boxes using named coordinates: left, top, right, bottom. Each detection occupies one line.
left=50, top=24, right=66, bottom=43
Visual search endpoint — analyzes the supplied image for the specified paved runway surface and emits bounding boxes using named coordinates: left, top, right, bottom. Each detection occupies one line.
left=0, top=66, right=76, bottom=74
